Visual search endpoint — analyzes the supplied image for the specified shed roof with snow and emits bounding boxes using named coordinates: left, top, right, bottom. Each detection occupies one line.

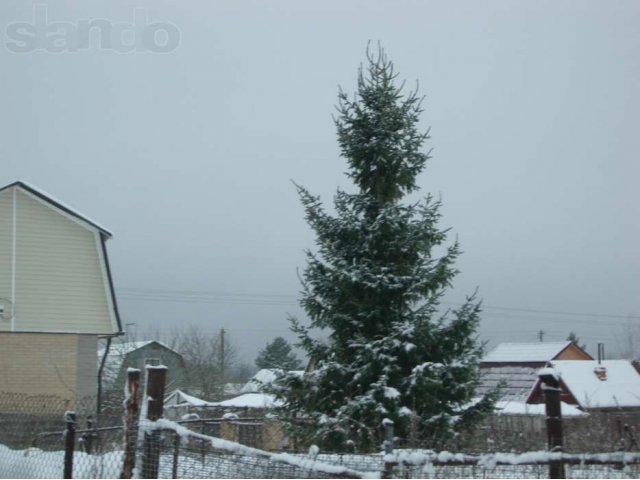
left=213, top=393, right=282, bottom=409
left=165, top=389, right=217, bottom=408
left=241, top=368, right=305, bottom=394
left=482, top=341, right=592, bottom=366
left=542, top=360, right=640, bottom=409
left=164, top=389, right=282, bottom=410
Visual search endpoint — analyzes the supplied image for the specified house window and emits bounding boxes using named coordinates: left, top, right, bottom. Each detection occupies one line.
left=145, top=357, right=160, bottom=366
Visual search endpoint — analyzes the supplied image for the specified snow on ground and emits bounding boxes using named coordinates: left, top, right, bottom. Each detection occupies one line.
left=0, top=444, right=122, bottom=479
left=1, top=443, right=639, bottom=479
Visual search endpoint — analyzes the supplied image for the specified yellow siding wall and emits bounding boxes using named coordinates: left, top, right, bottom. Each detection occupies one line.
left=0, top=192, right=12, bottom=326
left=0, top=333, right=97, bottom=405
left=76, top=335, right=98, bottom=401
left=1, top=189, right=114, bottom=334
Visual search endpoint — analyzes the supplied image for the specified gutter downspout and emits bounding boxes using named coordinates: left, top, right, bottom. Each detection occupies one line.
left=11, top=188, right=16, bottom=331
left=97, top=334, right=120, bottom=416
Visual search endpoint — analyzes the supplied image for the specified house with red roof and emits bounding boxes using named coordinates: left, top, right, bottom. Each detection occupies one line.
left=477, top=341, right=593, bottom=405
left=479, top=341, right=640, bottom=413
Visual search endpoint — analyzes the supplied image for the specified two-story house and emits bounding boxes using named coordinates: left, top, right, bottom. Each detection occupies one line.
left=0, top=181, right=122, bottom=410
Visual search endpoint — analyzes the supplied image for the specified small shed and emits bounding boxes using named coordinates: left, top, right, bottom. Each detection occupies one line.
left=100, top=340, right=186, bottom=394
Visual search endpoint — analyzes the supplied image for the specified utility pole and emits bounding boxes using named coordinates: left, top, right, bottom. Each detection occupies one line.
left=538, top=329, right=545, bottom=342
left=220, top=328, right=225, bottom=385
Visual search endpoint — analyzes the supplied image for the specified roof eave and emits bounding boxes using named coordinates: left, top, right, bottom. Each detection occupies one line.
left=0, top=181, right=113, bottom=237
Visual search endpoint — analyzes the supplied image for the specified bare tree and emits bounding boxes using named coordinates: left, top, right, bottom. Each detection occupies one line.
left=617, top=318, right=640, bottom=360
left=173, top=325, right=237, bottom=400
left=106, top=324, right=239, bottom=401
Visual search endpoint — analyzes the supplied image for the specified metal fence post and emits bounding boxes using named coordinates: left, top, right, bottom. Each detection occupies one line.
left=63, top=411, right=76, bottom=479
left=142, top=365, right=167, bottom=479
left=382, top=419, right=395, bottom=479
left=539, top=369, right=565, bottom=479
left=122, top=368, right=141, bottom=479
left=83, top=415, right=94, bottom=454
left=172, top=432, right=180, bottom=479
left=201, top=420, right=206, bottom=463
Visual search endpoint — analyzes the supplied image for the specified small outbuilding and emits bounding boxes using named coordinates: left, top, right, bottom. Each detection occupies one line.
left=100, top=340, right=186, bottom=393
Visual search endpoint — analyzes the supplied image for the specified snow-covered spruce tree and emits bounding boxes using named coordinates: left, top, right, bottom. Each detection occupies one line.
left=273, top=48, right=495, bottom=452
left=255, top=337, right=303, bottom=370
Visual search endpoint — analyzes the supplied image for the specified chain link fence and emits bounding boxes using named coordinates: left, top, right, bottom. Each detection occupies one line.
left=1, top=366, right=640, bottom=479
left=0, top=392, right=122, bottom=478
left=456, top=411, right=640, bottom=454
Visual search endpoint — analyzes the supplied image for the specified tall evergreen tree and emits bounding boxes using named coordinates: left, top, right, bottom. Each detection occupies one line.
left=566, top=331, right=586, bottom=351
left=274, top=47, right=495, bottom=452
left=255, top=337, right=303, bottom=370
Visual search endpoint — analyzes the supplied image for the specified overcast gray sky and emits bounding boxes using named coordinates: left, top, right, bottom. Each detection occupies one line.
left=2, top=0, right=639, bottom=363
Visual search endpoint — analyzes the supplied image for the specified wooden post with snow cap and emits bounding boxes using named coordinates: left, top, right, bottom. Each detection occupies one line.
left=382, top=418, right=396, bottom=479
left=538, top=367, right=565, bottom=479
left=142, top=365, right=167, bottom=479
left=121, top=368, right=141, bottom=479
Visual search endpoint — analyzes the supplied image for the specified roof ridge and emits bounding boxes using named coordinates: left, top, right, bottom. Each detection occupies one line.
left=0, top=180, right=113, bottom=237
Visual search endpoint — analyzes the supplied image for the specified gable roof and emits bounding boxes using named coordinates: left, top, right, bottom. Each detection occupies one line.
left=0, top=181, right=113, bottom=237
left=548, top=360, right=640, bottom=409
left=99, top=340, right=180, bottom=384
left=165, top=389, right=217, bottom=407
left=483, top=341, right=575, bottom=363
left=98, top=340, right=177, bottom=358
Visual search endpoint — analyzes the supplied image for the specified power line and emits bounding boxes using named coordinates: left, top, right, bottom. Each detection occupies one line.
left=115, top=287, right=640, bottom=321
left=470, top=303, right=638, bottom=321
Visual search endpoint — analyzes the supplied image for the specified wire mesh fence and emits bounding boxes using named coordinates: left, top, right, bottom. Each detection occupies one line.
left=0, top=392, right=122, bottom=478
left=1, top=411, right=640, bottom=479
left=1, top=366, right=640, bottom=479
left=455, top=411, right=640, bottom=454
left=151, top=434, right=375, bottom=479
